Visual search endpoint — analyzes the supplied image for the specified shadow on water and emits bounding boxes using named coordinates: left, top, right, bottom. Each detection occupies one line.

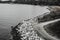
left=0, top=27, right=11, bottom=40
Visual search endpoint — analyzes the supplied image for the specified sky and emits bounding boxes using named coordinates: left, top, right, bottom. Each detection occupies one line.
left=0, top=4, right=49, bottom=29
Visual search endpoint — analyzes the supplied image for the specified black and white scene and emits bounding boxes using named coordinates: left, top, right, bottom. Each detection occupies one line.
left=0, top=0, right=60, bottom=40
left=0, top=0, right=60, bottom=5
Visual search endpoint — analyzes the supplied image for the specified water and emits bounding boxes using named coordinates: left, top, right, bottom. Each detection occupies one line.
left=0, top=4, right=49, bottom=40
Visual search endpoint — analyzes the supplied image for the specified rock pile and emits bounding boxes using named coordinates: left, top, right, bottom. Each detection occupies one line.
left=10, top=20, right=44, bottom=40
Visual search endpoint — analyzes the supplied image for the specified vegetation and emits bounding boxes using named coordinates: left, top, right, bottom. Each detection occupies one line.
left=44, top=21, right=60, bottom=39
left=10, top=23, right=23, bottom=40
left=37, top=7, right=60, bottom=23
left=0, top=0, right=59, bottom=5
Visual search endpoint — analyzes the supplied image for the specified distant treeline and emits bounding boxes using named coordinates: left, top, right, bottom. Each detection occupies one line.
left=0, top=0, right=60, bottom=5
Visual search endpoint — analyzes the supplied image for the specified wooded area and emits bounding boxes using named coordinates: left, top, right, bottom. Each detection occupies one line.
left=0, top=0, right=59, bottom=5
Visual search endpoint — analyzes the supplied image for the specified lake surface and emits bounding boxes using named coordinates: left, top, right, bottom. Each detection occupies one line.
left=0, top=4, right=49, bottom=28
left=0, top=4, right=49, bottom=40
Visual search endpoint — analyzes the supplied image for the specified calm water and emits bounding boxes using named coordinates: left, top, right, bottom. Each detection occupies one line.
left=0, top=4, right=49, bottom=40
